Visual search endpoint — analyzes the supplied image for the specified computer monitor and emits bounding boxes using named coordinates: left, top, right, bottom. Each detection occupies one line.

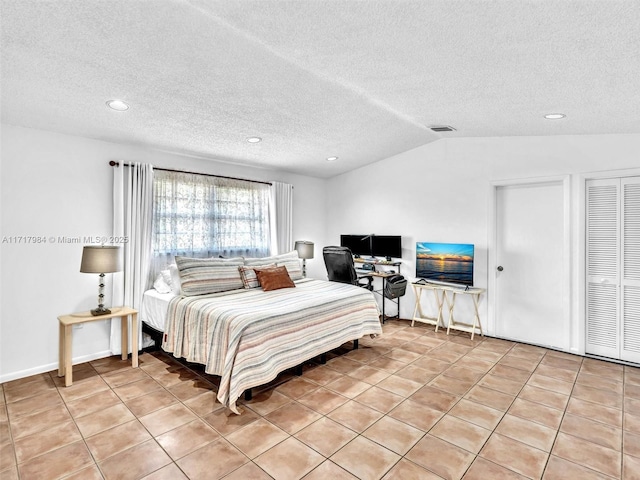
left=340, top=234, right=372, bottom=257
left=372, top=235, right=402, bottom=259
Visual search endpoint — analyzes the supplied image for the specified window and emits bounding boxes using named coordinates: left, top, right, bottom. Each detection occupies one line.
left=152, top=170, right=271, bottom=269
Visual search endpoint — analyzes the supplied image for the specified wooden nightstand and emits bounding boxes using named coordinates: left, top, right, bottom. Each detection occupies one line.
left=58, top=306, right=138, bottom=386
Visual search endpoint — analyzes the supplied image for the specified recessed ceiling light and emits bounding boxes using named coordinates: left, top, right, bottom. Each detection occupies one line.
left=246, top=137, right=262, bottom=143
left=326, top=156, right=338, bottom=162
left=106, top=99, right=129, bottom=111
left=544, top=113, right=566, bottom=119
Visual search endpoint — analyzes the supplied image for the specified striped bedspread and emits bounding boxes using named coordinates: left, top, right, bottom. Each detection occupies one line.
left=162, top=278, right=382, bottom=413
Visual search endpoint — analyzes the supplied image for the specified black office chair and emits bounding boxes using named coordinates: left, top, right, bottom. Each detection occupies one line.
left=323, top=246, right=373, bottom=291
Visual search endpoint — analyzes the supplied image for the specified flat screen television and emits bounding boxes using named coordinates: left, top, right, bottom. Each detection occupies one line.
left=340, top=234, right=372, bottom=257
left=372, top=235, right=402, bottom=259
left=416, top=242, right=474, bottom=286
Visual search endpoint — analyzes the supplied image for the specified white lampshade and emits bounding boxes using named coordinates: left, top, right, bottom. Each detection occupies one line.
left=294, top=241, right=314, bottom=260
left=80, top=246, right=122, bottom=273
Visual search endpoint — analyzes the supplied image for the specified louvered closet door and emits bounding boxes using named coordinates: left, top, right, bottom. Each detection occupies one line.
left=586, top=176, right=640, bottom=363
left=586, top=179, right=620, bottom=359
left=621, top=177, right=640, bottom=363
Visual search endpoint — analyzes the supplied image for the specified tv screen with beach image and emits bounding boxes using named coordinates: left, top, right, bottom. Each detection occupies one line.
left=416, top=242, right=474, bottom=286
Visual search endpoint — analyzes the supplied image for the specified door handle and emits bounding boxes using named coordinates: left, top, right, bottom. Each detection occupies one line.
left=497, top=266, right=504, bottom=271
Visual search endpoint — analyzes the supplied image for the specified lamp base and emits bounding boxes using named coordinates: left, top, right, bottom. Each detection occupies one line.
left=90, top=307, right=112, bottom=316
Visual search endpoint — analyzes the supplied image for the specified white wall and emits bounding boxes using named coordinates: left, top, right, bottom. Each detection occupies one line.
left=3, top=126, right=639, bottom=382
left=326, top=133, right=640, bottom=353
left=0, top=124, right=327, bottom=382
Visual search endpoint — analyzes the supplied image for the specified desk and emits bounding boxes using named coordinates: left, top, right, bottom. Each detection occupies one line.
left=411, top=283, right=485, bottom=339
left=58, top=306, right=138, bottom=386
left=354, top=258, right=401, bottom=268
left=358, top=271, right=403, bottom=321
left=355, top=259, right=402, bottom=322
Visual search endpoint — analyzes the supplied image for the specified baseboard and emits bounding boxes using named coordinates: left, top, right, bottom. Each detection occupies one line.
left=479, top=335, right=639, bottom=367
left=0, top=350, right=113, bottom=384
left=585, top=353, right=640, bottom=369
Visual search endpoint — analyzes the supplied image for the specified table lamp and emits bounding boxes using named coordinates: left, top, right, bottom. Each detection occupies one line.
left=294, top=241, right=314, bottom=277
left=80, top=245, right=122, bottom=316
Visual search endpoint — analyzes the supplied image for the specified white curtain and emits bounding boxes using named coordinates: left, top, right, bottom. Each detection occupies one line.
left=150, top=170, right=271, bottom=279
left=270, top=181, right=293, bottom=255
left=112, top=162, right=154, bottom=355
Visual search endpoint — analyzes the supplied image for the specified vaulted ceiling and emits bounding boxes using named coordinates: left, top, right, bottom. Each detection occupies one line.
left=2, top=0, right=639, bottom=178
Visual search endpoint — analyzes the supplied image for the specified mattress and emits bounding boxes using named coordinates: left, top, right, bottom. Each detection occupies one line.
left=140, top=289, right=176, bottom=332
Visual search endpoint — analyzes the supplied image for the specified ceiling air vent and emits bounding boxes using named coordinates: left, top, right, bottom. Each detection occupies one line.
left=429, top=125, right=456, bottom=132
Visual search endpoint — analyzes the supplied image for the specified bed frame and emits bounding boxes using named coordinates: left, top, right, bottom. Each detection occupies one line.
left=142, top=321, right=164, bottom=351
left=141, top=319, right=357, bottom=401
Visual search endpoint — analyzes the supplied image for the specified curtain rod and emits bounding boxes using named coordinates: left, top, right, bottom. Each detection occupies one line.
left=108, top=161, right=272, bottom=186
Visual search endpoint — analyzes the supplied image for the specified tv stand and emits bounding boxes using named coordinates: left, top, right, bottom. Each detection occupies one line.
left=411, top=282, right=485, bottom=340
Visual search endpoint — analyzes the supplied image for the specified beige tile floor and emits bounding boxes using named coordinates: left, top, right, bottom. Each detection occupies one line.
left=1, top=319, right=640, bottom=480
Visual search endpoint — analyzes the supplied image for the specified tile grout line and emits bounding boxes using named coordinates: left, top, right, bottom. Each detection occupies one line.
left=55, top=365, right=109, bottom=479
left=2, top=323, right=638, bottom=480
left=456, top=341, right=537, bottom=479
left=124, top=358, right=220, bottom=480
left=538, top=351, right=582, bottom=480
left=549, top=358, right=626, bottom=479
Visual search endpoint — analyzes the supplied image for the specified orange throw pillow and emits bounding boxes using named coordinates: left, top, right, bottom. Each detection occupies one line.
left=255, top=265, right=296, bottom=291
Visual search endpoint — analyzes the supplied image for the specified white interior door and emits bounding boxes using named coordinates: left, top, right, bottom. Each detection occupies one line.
left=494, top=180, right=568, bottom=350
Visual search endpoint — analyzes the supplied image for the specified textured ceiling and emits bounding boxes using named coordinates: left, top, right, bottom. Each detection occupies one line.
left=2, top=0, right=639, bottom=178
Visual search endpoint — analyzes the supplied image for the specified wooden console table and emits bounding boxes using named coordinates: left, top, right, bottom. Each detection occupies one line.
left=411, top=282, right=486, bottom=339
left=58, top=306, right=138, bottom=386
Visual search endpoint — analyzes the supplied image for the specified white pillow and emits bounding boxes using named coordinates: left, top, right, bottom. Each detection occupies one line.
left=169, top=264, right=182, bottom=295
left=153, top=274, right=172, bottom=294
left=160, top=268, right=172, bottom=287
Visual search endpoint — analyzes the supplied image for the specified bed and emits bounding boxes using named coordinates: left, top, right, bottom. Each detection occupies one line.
left=141, top=253, right=382, bottom=413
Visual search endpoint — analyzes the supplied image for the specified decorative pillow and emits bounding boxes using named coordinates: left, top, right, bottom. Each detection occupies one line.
left=255, top=266, right=296, bottom=291
left=244, top=251, right=302, bottom=280
left=212, top=256, right=244, bottom=262
left=175, top=256, right=244, bottom=296
left=277, top=259, right=303, bottom=281
left=239, top=264, right=276, bottom=289
left=153, top=274, right=172, bottom=294
left=244, top=250, right=298, bottom=266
